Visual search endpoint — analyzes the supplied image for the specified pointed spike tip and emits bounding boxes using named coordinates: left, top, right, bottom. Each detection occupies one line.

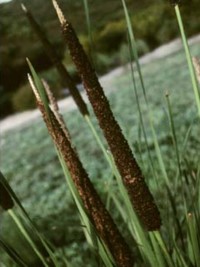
left=52, top=0, right=66, bottom=25
left=27, top=73, right=41, bottom=101
left=26, top=57, right=30, bottom=65
left=21, top=3, right=27, bottom=13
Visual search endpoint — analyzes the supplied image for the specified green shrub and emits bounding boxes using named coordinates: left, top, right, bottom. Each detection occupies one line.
left=131, top=3, right=167, bottom=48
left=96, top=20, right=126, bottom=53
left=95, top=52, right=117, bottom=73
left=95, top=40, right=149, bottom=74
left=40, top=68, right=62, bottom=95
left=12, top=68, right=62, bottom=112
left=12, top=83, right=36, bottom=112
left=156, top=18, right=178, bottom=44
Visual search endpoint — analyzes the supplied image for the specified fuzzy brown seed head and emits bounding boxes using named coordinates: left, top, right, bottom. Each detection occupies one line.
left=56, top=8, right=161, bottom=231
left=34, top=97, right=134, bottom=267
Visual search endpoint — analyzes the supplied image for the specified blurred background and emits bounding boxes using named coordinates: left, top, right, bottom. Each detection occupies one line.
left=1, top=0, right=200, bottom=118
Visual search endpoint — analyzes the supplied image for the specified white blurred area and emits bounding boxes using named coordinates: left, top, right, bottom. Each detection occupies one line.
left=0, top=0, right=12, bottom=3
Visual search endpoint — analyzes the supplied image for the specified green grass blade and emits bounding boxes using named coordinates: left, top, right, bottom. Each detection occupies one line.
left=174, top=5, right=200, bottom=117
left=27, top=59, right=50, bottom=119
left=165, top=92, right=182, bottom=176
left=173, top=242, right=188, bottom=267
left=187, top=213, right=200, bottom=265
left=121, top=0, right=169, bottom=188
left=56, top=148, right=115, bottom=267
left=0, top=239, right=28, bottom=267
left=153, top=231, right=175, bottom=267
left=84, top=115, right=112, bottom=169
left=121, top=0, right=147, bottom=101
left=108, top=153, right=158, bottom=266
left=82, top=0, right=92, bottom=52
left=8, top=210, right=49, bottom=267
left=149, top=234, right=166, bottom=267
left=0, top=172, right=60, bottom=267
left=127, top=34, right=157, bottom=180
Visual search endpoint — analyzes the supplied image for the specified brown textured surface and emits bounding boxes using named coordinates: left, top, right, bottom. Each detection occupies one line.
left=61, top=20, right=161, bottom=231
left=24, top=7, right=89, bottom=116
left=37, top=102, right=134, bottom=267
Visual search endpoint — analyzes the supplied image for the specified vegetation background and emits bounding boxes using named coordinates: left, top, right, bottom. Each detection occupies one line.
left=1, top=0, right=200, bottom=117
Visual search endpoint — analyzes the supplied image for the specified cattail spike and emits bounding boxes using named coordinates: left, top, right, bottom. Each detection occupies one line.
left=34, top=98, right=134, bottom=267
left=42, top=79, right=59, bottom=112
left=52, top=0, right=66, bottom=25
left=42, top=79, right=70, bottom=140
left=55, top=6, right=161, bottom=231
left=28, top=74, right=41, bottom=102
left=27, top=73, right=42, bottom=103
left=21, top=3, right=27, bottom=13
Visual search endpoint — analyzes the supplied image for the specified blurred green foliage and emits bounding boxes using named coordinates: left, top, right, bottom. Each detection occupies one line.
left=1, top=0, right=200, bottom=116
left=11, top=83, right=36, bottom=112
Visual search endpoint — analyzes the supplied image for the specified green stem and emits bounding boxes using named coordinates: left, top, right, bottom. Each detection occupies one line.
left=84, top=115, right=113, bottom=169
left=174, top=5, right=200, bottom=117
left=8, top=210, right=48, bottom=267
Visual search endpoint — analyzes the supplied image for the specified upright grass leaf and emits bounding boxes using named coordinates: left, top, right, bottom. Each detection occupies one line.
left=8, top=210, right=49, bottom=267
left=121, top=0, right=171, bottom=187
left=56, top=150, right=114, bottom=267
left=127, top=32, right=158, bottom=183
left=82, top=0, right=95, bottom=66
left=120, top=2, right=196, bottom=266
left=149, top=234, right=166, bottom=267
left=53, top=0, right=161, bottom=232
left=27, top=59, right=50, bottom=120
left=187, top=213, right=200, bottom=266
left=0, top=172, right=60, bottom=267
left=84, top=115, right=112, bottom=169
left=0, top=239, right=27, bottom=267
left=107, top=154, right=158, bottom=267
left=165, top=92, right=182, bottom=178
left=174, top=4, right=200, bottom=117
left=0, top=172, right=47, bottom=266
left=173, top=242, right=188, bottom=267
left=153, top=231, right=175, bottom=267
left=121, top=0, right=146, bottom=101
left=165, top=92, right=185, bottom=248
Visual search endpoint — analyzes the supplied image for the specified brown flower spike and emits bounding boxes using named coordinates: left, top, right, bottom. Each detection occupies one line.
left=22, top=4, right=89, bottom=116
left=29, top=75, right=133, bottom=267
left=53, top=0, right=161, bottom=231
